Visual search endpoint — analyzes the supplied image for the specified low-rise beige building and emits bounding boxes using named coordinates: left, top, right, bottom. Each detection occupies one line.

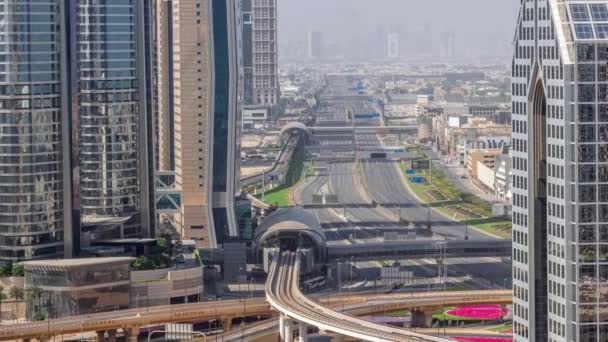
left=466, top=149, right=502, bottom=179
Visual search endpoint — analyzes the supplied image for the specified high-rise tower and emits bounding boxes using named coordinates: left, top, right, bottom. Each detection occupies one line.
left=512, top=1, right=608, bottom=341
left=172, top=0, right=242, bottom=248
left=0, top=0, right=155, bottom=264
left=69, top=0, right=155, bottom=243
left=156, top=0, right=175, bottom=172
left=0, top=0, right=65, bottom=262
left=251, top=0, right=278, bottom=106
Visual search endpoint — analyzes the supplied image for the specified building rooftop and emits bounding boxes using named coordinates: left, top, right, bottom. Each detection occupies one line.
left=21, top=257, right=134, bottom=270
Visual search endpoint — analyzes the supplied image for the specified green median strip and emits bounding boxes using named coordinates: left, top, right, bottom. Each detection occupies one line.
left=400, top=151, right=512, bottom=239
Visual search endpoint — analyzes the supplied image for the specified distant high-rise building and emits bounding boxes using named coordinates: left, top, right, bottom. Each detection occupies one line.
left=156, top=0, right=175, bottom=171
left=512, top=1, right=608, bottom=341
left=307, top=30, right=324, bottom=60
left=251, top=0, right=279, bottom=105
left=172, top=0, right=242, bottom=248
left=0, top=0, right=156, bottom=263
left=440, top=31, right=456, bottom=60
left=374, top=25, right=387, bottom=60
left=387, top=32, right=400, bottom=59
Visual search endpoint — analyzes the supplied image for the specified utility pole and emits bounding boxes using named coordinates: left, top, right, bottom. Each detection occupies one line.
left=429, top=158, right=433, bottom=185
left=261, top=172, right=265, bottom=201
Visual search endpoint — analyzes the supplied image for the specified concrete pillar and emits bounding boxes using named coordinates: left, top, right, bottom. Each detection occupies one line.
left=298, top=323, right=308, bottom=342
left=37, top=338, right=49, bottom=342
left=410, top=310, right=434, bottom=328
left=124, top=327, right=139, bottom=342
left=279, top=314, right=286, bottom=341
left=285, top=319, right=293, bottom=342
left=223, top=318, right=233, bottom=331
left=96, top=331, right=107, bottom=342
left=107, top=329, right=117, bottom=342
left=332, top=334, right=344, bottom=342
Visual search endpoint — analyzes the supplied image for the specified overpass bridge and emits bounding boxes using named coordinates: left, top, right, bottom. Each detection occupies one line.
left=253, top=208, right=511, bottom=264
left=328, top=239, right=512, bottom=262
left=280, top=122, right=418, bottom=144
left=0, top=278, right=511, bottom=342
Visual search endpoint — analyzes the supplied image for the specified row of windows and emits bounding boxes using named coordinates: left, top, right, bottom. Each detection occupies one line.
left=513, top=138, right=528, bottom=153
left=512, top=120, right=526, bottom=135
left=513, top=157, right=528, bottom=172
left=514, top=211, right=528, bottom=227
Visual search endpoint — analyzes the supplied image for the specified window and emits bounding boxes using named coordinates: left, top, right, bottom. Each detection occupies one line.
left=596, top=24, right=608, bottom=39
left=591, top=4, right=608, bottom=21
left=578, top=22, right=596, bottom=37
left=571, top=4, right=591, bottom=22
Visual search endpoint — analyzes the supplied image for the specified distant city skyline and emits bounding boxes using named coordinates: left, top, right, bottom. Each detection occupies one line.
left=278, top=0, right=519, bottom=61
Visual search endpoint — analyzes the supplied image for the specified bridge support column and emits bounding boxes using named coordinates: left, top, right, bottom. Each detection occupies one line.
left=107, top=329, right=117, bottom=342
left=285, top=319, right=294, bottom=342
left=411, top=309, right=434, bottom=328
left=124, top=327, right=139, bottom=342
left=96, top=331, right=107, bottom=342
left=223, top=318, right=233, bottom=332
left=332, top=334, right=344, bottom=342
left=279, top=314, right=286, bottom=341
left=298, top=323, right=308, bottom=342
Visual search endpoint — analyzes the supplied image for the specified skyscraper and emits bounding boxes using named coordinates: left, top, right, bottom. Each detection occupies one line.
left=512, top=1, right=608, bottom=341
left=440, top=31, right=456, bottom=60
left=0, top=0, right=65, bottom=263
left=387, top=32, right=400, bottom=59
left=172, top=0, right=242, bottom=248
left=71, top=0, right=155, bottom=244
left=307, top=30, right=324, bottom=60
left=242, top=0, right=255, bottom=105
left=251, top=0, right=279, bottom=105
left=156, top=0, right=175, bottom=171
left=0, top=0, right=155, bottom=264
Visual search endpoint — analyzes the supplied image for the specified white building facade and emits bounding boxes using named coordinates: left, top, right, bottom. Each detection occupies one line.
left=512, top=1, right=608, bottom=341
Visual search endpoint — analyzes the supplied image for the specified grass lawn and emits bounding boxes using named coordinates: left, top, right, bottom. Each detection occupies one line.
left=384, top=310, right=411, bottom=317
left=255, top=146, right=310, bottom=207
left=489, top=323, right=513, bottom=332
left=433, top=312, right=479, bottom=321
left=400, top=150, right=512, bottom=239
left=261, top=185, right=293, bottom=207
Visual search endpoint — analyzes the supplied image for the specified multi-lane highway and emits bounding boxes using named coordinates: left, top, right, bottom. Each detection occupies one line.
left=291, top=77, right=512, bottom=287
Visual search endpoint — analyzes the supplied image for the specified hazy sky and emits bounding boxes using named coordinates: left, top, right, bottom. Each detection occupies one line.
left=278, top=0, right=520, bottom=60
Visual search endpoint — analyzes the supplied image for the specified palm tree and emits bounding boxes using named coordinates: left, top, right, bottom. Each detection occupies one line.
left=26, top=286, right=42, bottom=320
left=8, top=286, right=24, bottom=320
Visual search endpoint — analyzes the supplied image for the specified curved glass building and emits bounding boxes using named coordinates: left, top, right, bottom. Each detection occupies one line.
left=0, top=0, right=65, bottom=262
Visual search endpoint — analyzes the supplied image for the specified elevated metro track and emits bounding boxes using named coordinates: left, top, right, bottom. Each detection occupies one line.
left=266, top=251, right=454, bottom=342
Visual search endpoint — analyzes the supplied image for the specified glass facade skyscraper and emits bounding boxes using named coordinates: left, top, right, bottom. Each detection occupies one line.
left=0, top=0, right=155, bottom=264
left=0, top=0, right=65, bottom=262
left=75, top=0, right=147, bottom=237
